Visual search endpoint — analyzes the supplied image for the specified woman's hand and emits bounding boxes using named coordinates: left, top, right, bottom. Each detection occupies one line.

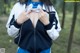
left=16, top=10, right=31, bottom=24
left=38, top=9, right=50, bottom=25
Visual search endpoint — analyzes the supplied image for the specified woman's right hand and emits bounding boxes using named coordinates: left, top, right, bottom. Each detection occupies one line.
left=16, top=10, right=31, bottom=24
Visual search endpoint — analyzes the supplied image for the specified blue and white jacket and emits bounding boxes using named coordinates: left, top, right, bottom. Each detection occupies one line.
left=6, top=2, right=61, bottom=52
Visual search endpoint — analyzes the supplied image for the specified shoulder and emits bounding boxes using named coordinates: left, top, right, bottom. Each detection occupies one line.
left=43, top=4, right=56, bottom=12
left=12, top=2, right=25, bottom=10
left=11, top=2, right=25, bottom=14
left=49, top=5, right=56, bottom=11
left=12, top=2, right=21, bottom=9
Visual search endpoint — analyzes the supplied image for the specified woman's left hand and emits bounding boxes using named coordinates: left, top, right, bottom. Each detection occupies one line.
left=38, top=9, right=50, bottom=25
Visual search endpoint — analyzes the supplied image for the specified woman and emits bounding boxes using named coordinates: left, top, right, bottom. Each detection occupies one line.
left=6, top=0, right=61, bottom=53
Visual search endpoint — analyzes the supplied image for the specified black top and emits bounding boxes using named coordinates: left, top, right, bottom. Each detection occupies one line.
left=12, top=10, right=58, bottom=53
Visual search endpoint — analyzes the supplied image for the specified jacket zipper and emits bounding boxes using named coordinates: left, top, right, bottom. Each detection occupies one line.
left=17, top=19, right=37, bottom=53
left=33, top=20, right=39, bottom=53
left=34, top=28, right=36, bottom=53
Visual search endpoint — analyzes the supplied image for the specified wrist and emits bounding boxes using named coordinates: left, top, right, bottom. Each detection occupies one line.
left=13, top=20, right=22, bottom=28
left=16, top=19, right=23, bottom=25
left=44, top=21, right=50, bottom=25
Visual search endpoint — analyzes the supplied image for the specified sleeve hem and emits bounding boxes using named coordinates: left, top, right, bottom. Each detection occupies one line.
left=44, top=23, right=53, bottom=30
left=13, top=20, right=22, bottom=28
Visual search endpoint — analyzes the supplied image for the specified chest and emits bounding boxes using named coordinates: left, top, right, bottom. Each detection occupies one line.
left=21, top=19, right=45, bottom=32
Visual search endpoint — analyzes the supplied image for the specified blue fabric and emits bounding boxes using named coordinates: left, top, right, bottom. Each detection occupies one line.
left=40, top=48, right=51, bottom=53
left=17, top=47, right=51, bottom=53
left=17, top=48, right=30, bottom=53
left=25, top=0, right=43, bottom=8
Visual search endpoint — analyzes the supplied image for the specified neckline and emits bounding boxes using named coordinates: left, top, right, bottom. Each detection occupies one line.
left=27, top=0, right=41, bottom=3
left=25, top=1, right=43, bottom=5
left=28, top=19, right=39, bottom=29
left=24, top=3, right=46, bottom=10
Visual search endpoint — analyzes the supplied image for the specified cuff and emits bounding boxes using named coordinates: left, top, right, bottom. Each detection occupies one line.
left=13, top=20, right=22, bottom=28
left=44, top=23, right=53, bottom=30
